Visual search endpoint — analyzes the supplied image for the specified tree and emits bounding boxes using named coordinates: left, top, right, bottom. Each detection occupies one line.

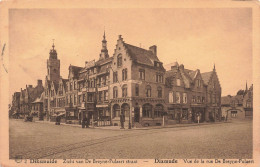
left=236, top=89, right=245, bottom=95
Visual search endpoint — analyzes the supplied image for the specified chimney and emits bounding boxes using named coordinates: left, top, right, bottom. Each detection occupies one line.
left=28, top=85, right=33, bottom=88
left=37, top=80, right=42, bottom=86
left=179, top=64, right=184, bottom=70
left=118, top=35, right=122, bottom=40
left=149, top=45, right=157, bottom=57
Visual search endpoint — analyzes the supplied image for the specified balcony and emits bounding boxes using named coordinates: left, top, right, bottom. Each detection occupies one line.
left=97, top=86, right=108, bottom=91
left=87, top=87, right=96, bottom=92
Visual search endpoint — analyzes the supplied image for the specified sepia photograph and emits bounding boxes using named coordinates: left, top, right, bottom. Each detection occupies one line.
left=0, top=1, right=259, bottom=166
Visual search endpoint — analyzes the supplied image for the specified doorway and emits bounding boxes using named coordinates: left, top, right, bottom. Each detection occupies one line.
left=134, top=107, right=140, bottom=122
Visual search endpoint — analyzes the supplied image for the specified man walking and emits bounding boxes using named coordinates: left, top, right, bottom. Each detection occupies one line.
left=120, top=111, right=125, bottom=129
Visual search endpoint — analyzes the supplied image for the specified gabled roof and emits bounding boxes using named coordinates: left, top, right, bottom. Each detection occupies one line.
left=53, top=81, right=59, bottom=93
left=187, top=70, right=197, bottom=80
left=221, top=96, right=232, bottom=105
left=201, top=71, right=213, bottom=85
left=124, top=43, right=160, bottom=67
left=69, top=65, right=83, bottom=79
left=221, top=95, right=243, bottom=106
left=32, top=92, right=44, bottom=103
left=62, top=79, right=68, bottom=92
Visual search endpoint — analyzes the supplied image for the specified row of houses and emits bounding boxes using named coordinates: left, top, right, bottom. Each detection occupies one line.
left=11, top=33, right=222, bottom=127
left=221, top=84, right=253, bottom=120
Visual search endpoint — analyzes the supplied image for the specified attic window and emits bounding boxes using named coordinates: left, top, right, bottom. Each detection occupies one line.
left=119, top=47, right=121, bottom=50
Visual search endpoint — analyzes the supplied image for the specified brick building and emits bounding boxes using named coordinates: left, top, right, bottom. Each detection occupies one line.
left=165, top=63, right=221, bottom=124
left=12, top=33, right=223, bottom=127
left=109, top=35, right=166, bottom=127
left=19, top=80, right=44, bottom=117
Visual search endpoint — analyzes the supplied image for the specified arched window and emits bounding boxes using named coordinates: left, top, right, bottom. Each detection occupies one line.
left=113, top=104, right=120, bottom=118
left=154, top=104, right=163, bottom=117
left=113, top=86, right=118, bottom=98
left=142, top=103, right=152, bottom=118
left=117, top=54, right=122, bottom=67
left=122, top=84, right=127, bottom=97
left=169, top=91, right=173, bottom=103
left=135, top=84, right=139, bottom=96
left=146, top=85, right=151, bottom=97
left=157, top=86, right=162, bottom=98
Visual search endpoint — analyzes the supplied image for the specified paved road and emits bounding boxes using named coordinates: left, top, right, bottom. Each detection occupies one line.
left=9, top=119, right=252, bottom=159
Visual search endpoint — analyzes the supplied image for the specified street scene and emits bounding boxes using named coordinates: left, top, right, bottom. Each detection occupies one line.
left=9, top=119, right=252, bottom=159
left=8, top=8, right=253, bottom=160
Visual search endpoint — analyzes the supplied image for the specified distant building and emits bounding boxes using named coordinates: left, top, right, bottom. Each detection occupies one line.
left=221, top=82, right=253, bottom=120
left=11, top=92, right=20, bottom=118
left=19, top=80, right=44, bottom=117
left=31, top=92, right=44, bottom=119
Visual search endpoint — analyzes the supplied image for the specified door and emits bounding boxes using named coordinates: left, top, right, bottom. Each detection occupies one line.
left=134, top=107, right=140, bottom=122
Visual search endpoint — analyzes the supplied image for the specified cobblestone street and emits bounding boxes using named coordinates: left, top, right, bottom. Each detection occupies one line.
left=9, top=119, right=252, bottom=159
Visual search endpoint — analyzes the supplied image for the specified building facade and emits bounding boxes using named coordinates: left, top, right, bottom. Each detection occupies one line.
left=12, top=33, right=224, bottom=127
left=165, top=63, right=222, bottom=124
left=109, top=35, right=166, bottom=127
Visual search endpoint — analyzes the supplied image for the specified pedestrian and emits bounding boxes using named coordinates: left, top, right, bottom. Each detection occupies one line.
left=82, top=117, right=86, bottom=128
left=120, top=112, right=125, bottom=129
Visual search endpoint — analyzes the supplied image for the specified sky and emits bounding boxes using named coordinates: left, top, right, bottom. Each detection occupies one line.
left=9, top=8, right=252, bottom=100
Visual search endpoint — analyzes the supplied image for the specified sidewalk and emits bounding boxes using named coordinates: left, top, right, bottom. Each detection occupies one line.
left=34, top=119, right=231, bottom=131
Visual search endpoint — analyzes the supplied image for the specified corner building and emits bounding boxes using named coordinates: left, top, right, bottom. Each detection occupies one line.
left=109, top=35, right=166, bottom=127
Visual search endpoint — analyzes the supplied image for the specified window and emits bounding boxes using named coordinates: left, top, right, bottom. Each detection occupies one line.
left=183, top=93, right=187, bottom=103
left=169, top=92, right=173, bottom=103
left=192, top=96, right=196, bottom=103
left=70, top=82, right=73, bottom=91
left=156, top=73, right=163, bottom=83
left=154, top=105, right=163, bottom=117
left=197, top=80, right=201, bottom=88
left=142, top=104, right=152, bottom=118
left=104, top=76, right=108, bottom=86
left=146, top=85, right=151, bottom=97
left=82, top=94, right=85, bottom=102
left=231, top=111, right=237, bottom=117
left=176, top=92, right=180, bottom=103
left=135, top=84, right=139, bottom=96
left=122, top=84, right=127, bottom=97
left=74, top=95, right=76, bottom=105
left=74, top=81, right=77, bottom=90
left=87, top=93, right=93, bottom=102
left=177, top=79, right=181, bottom=86
left=113, top=72, right=118, bottom=83
left=78, top=95, right=81, bottom=104
left=202, top=97, right=205, bottom=103
left=98, top=91, right=102, bottom=101
left=197, top=96, right=201, bottom=103
left=139, top=69, right=145, bottom=80
left=104, top=91, right=108, bottom=101
left=122, top=68, right=127, bottom=80
left=113, top=87, right=118, bottom=98
left=157, top=86, right=162, bottom=98
left=117, top=54, right=122, bottom=67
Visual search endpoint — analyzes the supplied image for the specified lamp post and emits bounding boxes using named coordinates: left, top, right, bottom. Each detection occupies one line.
left=128, top=110, right=131, bottom=129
